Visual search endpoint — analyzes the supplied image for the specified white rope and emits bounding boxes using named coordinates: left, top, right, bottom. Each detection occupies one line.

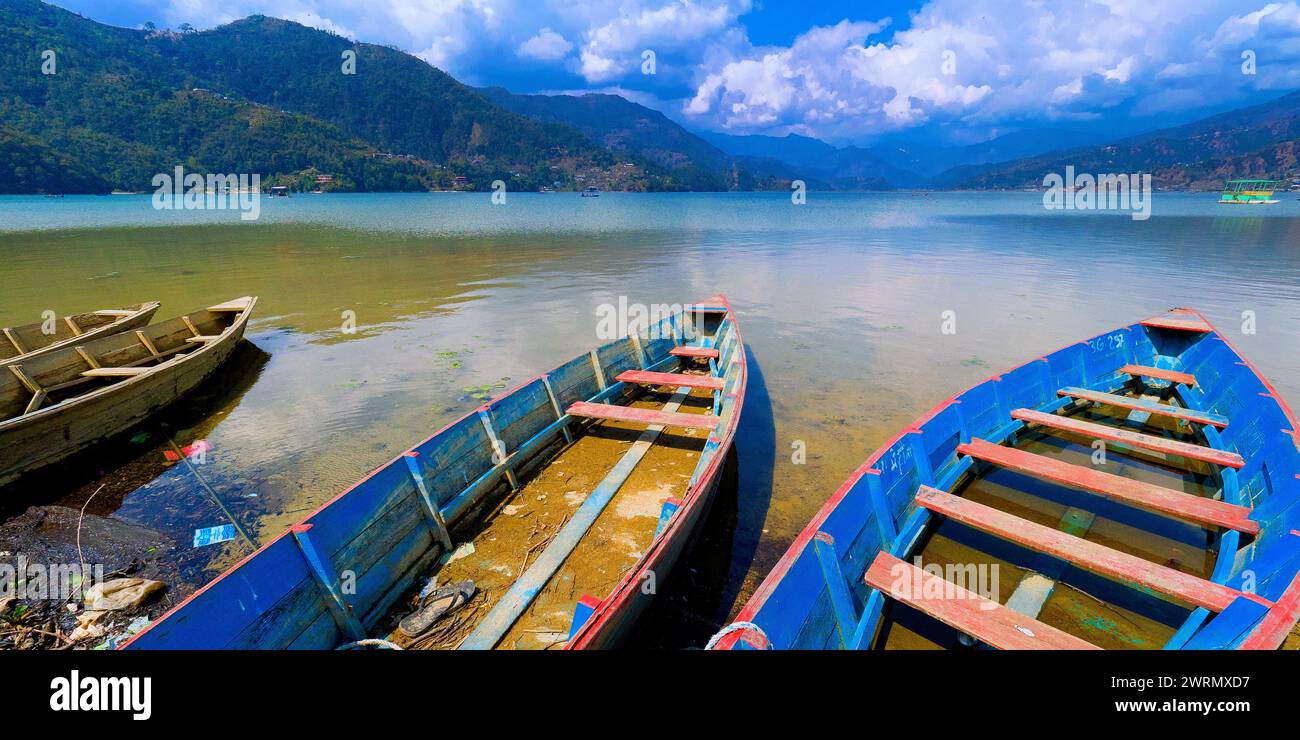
left=704, top=621, right=769, bottom=650
left=336, top=638, right=403, bottom=650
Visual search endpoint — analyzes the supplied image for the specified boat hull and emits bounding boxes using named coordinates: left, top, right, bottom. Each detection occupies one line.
left=126, top=295, right=744, bottom=650
left=0, top=302, right=160, bottom=368
left=714, top=308, right=1300, bottom=650
left=0, top=300, right=255, bottom=489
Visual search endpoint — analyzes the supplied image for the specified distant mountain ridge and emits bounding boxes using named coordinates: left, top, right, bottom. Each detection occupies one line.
left=478, top=87, right=752, bottom=190
left=0, top=1, right=681, bottom=193
left=0, top=0, right=1296, bottom=194
left=935, top=91, right=1300, bottom=190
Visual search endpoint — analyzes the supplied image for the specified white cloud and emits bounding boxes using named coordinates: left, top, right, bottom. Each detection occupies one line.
left=518, top=27, right=572, bottom=60
left=145, top=0, right=1300, bottom=140
left=680, top=0, right=1300, bottom=140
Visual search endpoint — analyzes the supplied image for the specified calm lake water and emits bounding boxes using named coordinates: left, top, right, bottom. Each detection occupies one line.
left=1, top=192, right=1298, bottom=643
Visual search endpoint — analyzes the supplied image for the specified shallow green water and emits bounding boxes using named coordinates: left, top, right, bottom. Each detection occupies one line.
left=1, top=192, right=1297, bottom=638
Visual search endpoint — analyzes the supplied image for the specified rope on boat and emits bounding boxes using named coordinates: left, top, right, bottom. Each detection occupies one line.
left=336, top=639, right=403, bottom=650
left=704, top=621, right=769, bottom=650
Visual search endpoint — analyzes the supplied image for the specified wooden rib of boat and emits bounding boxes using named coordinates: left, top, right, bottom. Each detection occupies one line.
left=0, top=297, right=257, bottom=489
left=126, top=295, right=746, bottom=650
left=712, top=308, right=1300, bottom=651
left=0, top=302, right=160, bottom=367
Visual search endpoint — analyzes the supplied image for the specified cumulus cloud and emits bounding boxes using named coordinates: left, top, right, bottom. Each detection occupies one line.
left=142, top=0, right=1300, bottom=140
left=517, top=27, right=572, bottom=60
left=681, top=0, right=1300, bottom=140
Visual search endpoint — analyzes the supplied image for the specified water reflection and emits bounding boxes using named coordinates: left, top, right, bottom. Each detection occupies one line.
left=0, top=193, right=1297, bottom=634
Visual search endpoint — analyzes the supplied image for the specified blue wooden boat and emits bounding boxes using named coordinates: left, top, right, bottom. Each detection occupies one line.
left=127, top=295, right=745, bottom=649
left=711, top=309, right=1300, bottom=650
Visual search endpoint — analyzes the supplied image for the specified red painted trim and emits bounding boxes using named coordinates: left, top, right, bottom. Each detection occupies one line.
left=1238, top=534, right=1300, bottom=650
left=577, top=595, right=602, bottom=610
left=127, top=299, right=717, bottom=650
left=569, top=294, right=748, bottom=649
left=728, top=307, right=1300, bottom=643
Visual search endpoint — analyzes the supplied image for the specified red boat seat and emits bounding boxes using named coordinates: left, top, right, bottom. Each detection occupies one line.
left=1057, top=387, right=1228, bottom=428
left=864, top=552, right=1099, bottom=650
left=615, top=370, right=724, bottom=390
left=566, top=401, right=719, bottom=430
left=1010, top=408, right=1243, bottom=468
left=957, top=438, right=1257, bottom=533
left=669, top=346, right=720, bottom=359
left=915, top=487, right=1269, bottom=613
left=1119, top=364, right=1196, bottom=386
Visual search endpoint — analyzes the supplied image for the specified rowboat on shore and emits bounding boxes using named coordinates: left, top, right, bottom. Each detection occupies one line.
left=1, top=302, right=160, bottom=367
left=712, top=308, right=1300, bottom=650
left=0, top=297, right=257, bottom=489
left=127, top=295, right=746, bottom=649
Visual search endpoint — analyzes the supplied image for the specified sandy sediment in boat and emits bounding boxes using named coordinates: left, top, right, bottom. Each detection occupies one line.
left=383, top=384, right=713, bottom=649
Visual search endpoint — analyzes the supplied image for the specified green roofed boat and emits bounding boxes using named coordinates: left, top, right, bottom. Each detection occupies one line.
left=1219, top=180, right=1280, bottom=204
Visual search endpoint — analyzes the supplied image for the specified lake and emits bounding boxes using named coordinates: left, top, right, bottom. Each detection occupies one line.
left=1, top=191, right=1298, bottom=645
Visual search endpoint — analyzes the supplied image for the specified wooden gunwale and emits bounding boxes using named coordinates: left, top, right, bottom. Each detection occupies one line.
left=0, top=301, right=161, bottom=367
left=124, top=295, right=743, bottom=650
left=721, top=308, right=1298, bottom=651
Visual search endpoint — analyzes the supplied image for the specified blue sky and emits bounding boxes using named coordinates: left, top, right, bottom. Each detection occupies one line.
left=44, top=1, right=1300, bottom=145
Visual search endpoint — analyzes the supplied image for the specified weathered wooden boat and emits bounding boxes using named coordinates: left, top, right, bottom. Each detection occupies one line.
left=1, top=302, right=160, bottom=367
left=712, top=309, right=1300, bottom=650
left=0, top=297, right=257, bottom=488
left=126, top=295, right=745, bottom=649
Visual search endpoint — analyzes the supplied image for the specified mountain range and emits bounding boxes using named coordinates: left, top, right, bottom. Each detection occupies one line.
left=1, top=0, right=1298, bottom=194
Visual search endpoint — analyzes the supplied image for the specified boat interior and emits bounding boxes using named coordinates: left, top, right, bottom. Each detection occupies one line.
left=0, top=302, right=157, bottom=362
left=126, top=300, right=744, bottom=650
left=735, top=309, right=1300, bottom=651
left=0, top=298, right=252, bottom=423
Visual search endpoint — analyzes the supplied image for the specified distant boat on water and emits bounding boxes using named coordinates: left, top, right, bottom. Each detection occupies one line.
left=581, top=187, right=601, bottom=197
left=1219, top=179, right=1279, bottom=204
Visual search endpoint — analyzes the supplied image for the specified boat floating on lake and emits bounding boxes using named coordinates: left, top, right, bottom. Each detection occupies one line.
left=1219, top=179, right=1280, bottom=204
left=126, top=295, right=745, bottom=649
left=712, top=308, right=1300, bottom=650
left=0, top=297, right=256, bottom=489
left=1, top=302, right=160, bottom=368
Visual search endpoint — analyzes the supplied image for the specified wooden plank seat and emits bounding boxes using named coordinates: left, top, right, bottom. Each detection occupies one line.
left=669, top=345, right=720, bottom=359
left=915, top=487, right=1268, bottom=613
left=865, top=552, right=1100, bottom=650
left=958, top=438, right=1258, bottom=533
left=1010, top=408, right=1244, bottom=469
left=1120, top=364, right=1196, bottom=386
left=82, top=367, right=151, bottom=377
left=566, top=401, right=719, bottom=430
left=92, top=309, right=138, bottom=318
left=615, top=369, right=724, bottom=390
left=185, top=335, right=223, bottom=344
left=1058, top=387, right=1228, bottom=428
left=1141, top=313, right=1213, bottom=333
